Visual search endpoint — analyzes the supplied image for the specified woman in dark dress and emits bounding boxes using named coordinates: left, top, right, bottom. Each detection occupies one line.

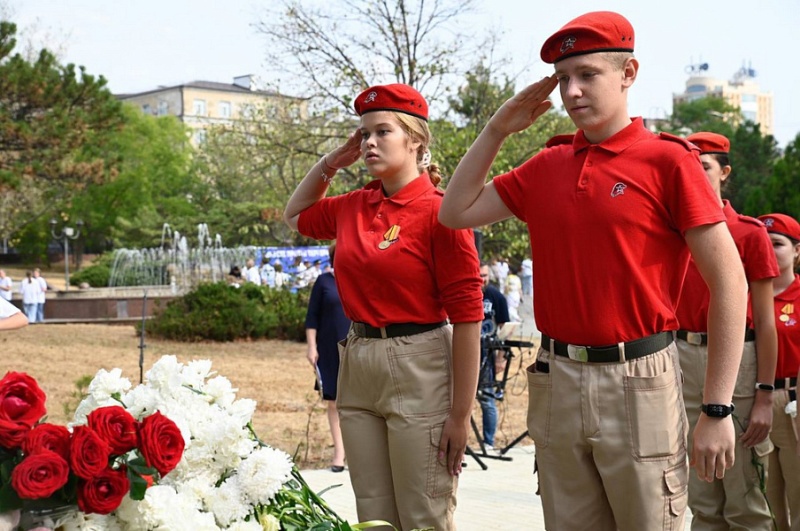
left=305, top=242, right=350, bottom=472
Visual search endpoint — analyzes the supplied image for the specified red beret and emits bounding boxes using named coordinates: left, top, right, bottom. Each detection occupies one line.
left=758, top=213, right=800, bottom=242
left=354, top=84, right=428, bottom=121
left=687, top=132, right=730, bottom=155
left=541, top=11, right=634, bottom=64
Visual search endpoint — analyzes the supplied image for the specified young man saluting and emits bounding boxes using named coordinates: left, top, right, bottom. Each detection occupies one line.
left=439, top=11, right=748, bottom=530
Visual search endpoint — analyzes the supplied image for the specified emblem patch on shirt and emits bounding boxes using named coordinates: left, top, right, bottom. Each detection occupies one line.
left=365, top=91, right=378, bottom=103
left=560, top=36, right=576, bottom=53
left=611, top=182, right=627, bottom=197
left=780, top=303, right=796, bottom=326
left=378, top=225, right=400, bottom=250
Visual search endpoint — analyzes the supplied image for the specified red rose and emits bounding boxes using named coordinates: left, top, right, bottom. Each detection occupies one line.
left=0, top=372, right=46, bottom=426
left=23, top=423, right=71, bottom=460
left=0, top=418, right=31, bottom=450
left=77, top=466, right=130, bottom=515
left=11, top=450, right=69, bottom=499
left=87, top=406, right=139, bottom=455
left=138, top=411, right=184, bottom=477
left=69, top=425, right=111, bottom=480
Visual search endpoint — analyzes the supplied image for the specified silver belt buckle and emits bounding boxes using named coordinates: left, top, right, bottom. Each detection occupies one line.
left=567, top=344, right=589, bottom=362
left=686, top=332, right=703, bottom=346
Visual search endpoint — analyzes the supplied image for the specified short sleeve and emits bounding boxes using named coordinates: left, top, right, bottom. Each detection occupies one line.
left=492, top=156, right=539, bottom=223
left=743, top=226, right=780, bottom=282
left=0, top=298, right=20, bottom=318
left=664, top=151, right=725, bottom=233
left=298, top=194, right=349, bottom=241
left=431, top=204, right=483, bottom=323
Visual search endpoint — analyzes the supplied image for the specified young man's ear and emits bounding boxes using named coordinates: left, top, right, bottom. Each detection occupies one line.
left=720, top=165, right=732, bottom=184
left=622, top=57, right=639, bottom=87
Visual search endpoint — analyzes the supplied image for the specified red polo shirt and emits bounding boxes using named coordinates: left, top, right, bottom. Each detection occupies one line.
left=677, top=201, right=778, bottom=332
left=775, top=274, right=800, bottom=379
left=298, top=174, right=483, bottom=328
left=493, top=118, right=724, bottom=345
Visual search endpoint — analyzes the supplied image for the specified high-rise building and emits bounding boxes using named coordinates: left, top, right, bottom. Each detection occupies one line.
left=117, top=75, right=303, bottom=145
left=672, top=63, right=773, bottom=135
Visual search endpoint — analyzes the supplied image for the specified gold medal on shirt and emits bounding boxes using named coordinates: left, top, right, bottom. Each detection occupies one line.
left=779, top=303, right=794, bottom=323
left=379, top=225, right=401, bottom=250
left=780, top=314, right=790, bottom=323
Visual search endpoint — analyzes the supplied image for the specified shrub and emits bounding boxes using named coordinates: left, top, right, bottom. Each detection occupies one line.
left=70, top=252, right=114, bottom=287
left=141, top=282, right=310, bottom=342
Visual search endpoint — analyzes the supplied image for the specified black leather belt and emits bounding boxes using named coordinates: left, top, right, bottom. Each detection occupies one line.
left=676, top=328, right=756, bottom=346
left=351, top=321, right=446, bottom=339
left=541, top=332, right=673, bottom=363
left=775, top=377, right=797, bottom=389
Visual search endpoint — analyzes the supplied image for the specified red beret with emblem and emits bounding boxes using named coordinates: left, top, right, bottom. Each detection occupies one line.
left=758, top=213, right=800, bottom=242
left=687, top=132, right=730, bottom=155
left=354, top=84, right=428, bottom=121
left=541, top=11, right=634, bottom=64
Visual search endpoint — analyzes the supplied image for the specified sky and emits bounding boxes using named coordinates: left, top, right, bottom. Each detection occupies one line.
left=8, top=0, right=800, bottom=147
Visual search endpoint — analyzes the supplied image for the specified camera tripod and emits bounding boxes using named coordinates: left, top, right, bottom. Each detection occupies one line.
left=465, top=337, right=533, bottom=469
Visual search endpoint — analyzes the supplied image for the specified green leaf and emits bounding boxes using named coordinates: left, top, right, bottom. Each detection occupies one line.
left=127, top=469, right=149, bottom=501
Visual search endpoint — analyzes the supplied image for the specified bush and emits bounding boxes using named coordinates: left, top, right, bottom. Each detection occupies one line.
left=70, top=252, right=114, bottom=287
left=141, top=282, right=310, bottom=342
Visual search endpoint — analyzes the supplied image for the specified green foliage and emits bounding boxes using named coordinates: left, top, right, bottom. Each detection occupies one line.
left=758, top=132, right=800, bottom=219
left=69, top=252, right=116, bottom=287
left=142, top=282, right=310, bottom=342
left=0, top=20, right=125, bottom=244
left=659, top=96, right=782, bottom=217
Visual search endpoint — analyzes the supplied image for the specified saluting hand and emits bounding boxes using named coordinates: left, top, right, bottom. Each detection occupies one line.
left=326, top=129, right=363, bottom=170
left=487, top=76, right=559, bottom=137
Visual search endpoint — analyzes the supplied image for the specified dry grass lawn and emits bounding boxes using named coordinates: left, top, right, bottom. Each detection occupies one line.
left=3, top=324, right=537, bottom=468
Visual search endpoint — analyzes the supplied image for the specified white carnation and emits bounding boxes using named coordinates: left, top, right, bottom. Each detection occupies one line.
left=122, top=385, right=161, bottom=419
left=114, top=493, right=147, bottom=529
left=182, top=359, right=215, bottom=389
left=226, top=519, right=263, bottom=531
left=786, top=400, right=797, bottom=418
left=145, top=355, right=183, bottom=394
left=205, top=376, right=237, bottom=408
left=227, top=398, right=257, bottom=426
left=204, top=477, right=250, bottom=527
left=88, top=368, right=132, bottom=400
left=237, top=447, right=293, bottom=505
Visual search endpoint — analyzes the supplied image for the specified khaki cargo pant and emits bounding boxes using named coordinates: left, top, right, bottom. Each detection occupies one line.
left=527, top=341, right=689, bottom=531
left=767, top=384, right=800, bottom=531
left=337, top=325, right=457, bottom=531
left=678, top=339, right=773, bottom=530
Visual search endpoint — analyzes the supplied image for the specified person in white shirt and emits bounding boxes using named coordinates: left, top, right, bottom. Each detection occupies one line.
left=33, top=268, right=47, bottom=322
left=273, top=263, right=289, bottom=289
left=244, top=259, right=261, bottom=284
left=0, top=270, right=12, bottom=302
left=520, top=258, right=533, bottom=297
left=0, top=296, right=28, bottom=330
left=259, top=258, right=276, bottom=288
left=19, top=271, right=41, bottom=323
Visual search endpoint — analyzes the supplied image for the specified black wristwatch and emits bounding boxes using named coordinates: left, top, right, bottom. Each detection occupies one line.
left=755, top=382, right=775, bottom=391
left=701, top=403, right=736, bottom=418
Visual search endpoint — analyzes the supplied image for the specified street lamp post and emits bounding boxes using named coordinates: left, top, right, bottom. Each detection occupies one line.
left=50, top=219, right=84, bottom=291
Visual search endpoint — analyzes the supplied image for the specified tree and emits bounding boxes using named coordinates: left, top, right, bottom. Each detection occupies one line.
left=659, top=96, right=780, bottom=217
left=761, top=133, right=800, bottom=219
left=256, top=0, right=479, bottom=110
left=0, top=21, right=124, bottom=246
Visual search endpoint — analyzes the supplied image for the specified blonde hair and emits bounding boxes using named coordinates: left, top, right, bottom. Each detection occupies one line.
left=393, top=112, right=442, bottom=187
left=598, top=51, right=634, bottom=71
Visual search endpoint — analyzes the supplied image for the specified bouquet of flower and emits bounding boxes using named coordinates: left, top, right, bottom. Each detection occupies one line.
left=2, top=356, right=374, bottom=530
left=0, top=371, right=183, bottom=526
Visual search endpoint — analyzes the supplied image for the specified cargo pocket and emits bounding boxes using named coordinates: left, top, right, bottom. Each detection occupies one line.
left=733, top=344, right=757, bottom=399
left=426, top=423, right=455, bottom=498
left=526, top=360, right=552, bottom=449
left=625, top=365, right=683, bottom=460
left=389, top=337, right=451, bottom=417
left=663, top=461, right=688, bottom=530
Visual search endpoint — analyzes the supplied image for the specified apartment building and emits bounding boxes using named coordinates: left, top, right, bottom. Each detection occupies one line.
left=673, top=64, right=774, bottom=135
left=117, top=75, right=303, bottom=145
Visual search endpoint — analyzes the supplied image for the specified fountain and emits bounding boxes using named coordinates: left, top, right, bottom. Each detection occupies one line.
left=42, top=223, right=259, bottom=323
left=108, top=223, right=257, bottom=290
